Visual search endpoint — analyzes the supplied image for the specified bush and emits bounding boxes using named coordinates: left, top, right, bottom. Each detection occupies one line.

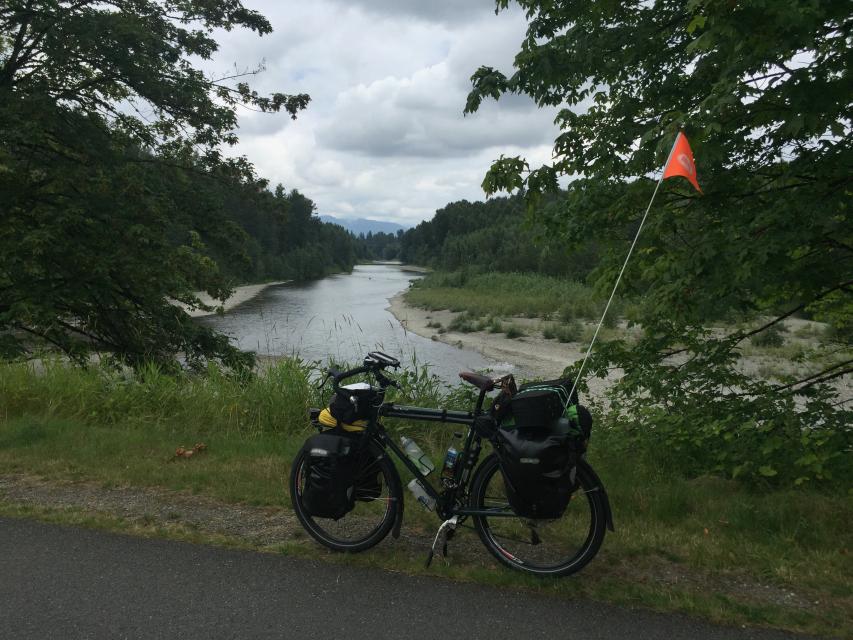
left=554, top=320, right=583, bottom=343
left=505, top=325, right=525, bottom=339
left=751, top=326, right=785, bottom=348
left=448, top=311, right=479, bottom=333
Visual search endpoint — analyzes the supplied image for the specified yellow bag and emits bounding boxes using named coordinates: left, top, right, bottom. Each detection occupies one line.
left=318, top=407, right=367, bottom=432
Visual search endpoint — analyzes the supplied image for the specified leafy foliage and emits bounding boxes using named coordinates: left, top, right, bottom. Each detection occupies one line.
left=0, top=1, right=353, bottom=368
left=401, top=194, right=599, bottom=278
left=466, top=1, right=852, bottom=486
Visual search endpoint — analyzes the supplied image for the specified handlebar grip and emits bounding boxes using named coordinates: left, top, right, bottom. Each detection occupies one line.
left=331, top=365, right=369, bottom=386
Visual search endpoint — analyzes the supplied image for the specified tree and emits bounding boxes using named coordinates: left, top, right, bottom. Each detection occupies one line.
left=466, top=1, right=851, bottom=485
left=0, top=1, right=309, bottom=368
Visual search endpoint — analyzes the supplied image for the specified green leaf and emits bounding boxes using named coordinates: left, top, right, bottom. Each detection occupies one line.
left=687, top=15, right=707, bottom=34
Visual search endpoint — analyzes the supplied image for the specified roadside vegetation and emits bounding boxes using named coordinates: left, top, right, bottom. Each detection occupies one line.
left=1, top=358, right=851, bottom=637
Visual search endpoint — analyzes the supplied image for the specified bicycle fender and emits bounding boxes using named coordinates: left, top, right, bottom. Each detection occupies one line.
left=578, top=459, right=615, bottom=532
left=392, top=492, right=404, bottom=539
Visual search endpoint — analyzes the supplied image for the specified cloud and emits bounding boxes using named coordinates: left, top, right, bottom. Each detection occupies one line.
left=212, top=0, right=558, bottom=225
left=316, top=67, right=555, bottom=158
left=323, top=0, right=498, bottom=24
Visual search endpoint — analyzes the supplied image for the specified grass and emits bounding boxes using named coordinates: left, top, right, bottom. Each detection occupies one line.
left=1, top=359, right=851, bottom=637
left=405, top=271, right=618, bottom=321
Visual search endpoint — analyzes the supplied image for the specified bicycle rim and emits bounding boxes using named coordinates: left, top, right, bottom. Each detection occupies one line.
left=472, top=455, right=605, bottom=576
left=291, top=445, right=398, bottom=552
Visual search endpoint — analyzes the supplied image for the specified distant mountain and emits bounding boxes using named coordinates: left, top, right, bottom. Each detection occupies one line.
left=320, top=215, right=408, bottom=236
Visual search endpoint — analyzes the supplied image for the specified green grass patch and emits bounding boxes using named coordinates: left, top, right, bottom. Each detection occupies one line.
left=1, top=359, right=851, bottom=637
left=406, top=271, right=615, bottom=321
left=0, top=414, right=302, bottom=506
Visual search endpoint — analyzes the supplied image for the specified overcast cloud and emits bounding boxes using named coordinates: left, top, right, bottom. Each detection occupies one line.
left=204, top=0, right=559, bottom=226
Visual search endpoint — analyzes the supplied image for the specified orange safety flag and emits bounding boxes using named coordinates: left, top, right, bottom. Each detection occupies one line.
left=663, top=132, right=701, bottom=192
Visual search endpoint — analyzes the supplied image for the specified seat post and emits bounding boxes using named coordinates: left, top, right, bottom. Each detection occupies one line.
left=474, top=388, right=488, bottom=414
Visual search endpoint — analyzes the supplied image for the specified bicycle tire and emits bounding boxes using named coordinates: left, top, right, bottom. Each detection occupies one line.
left=290, top=438, right=401, bottom=553
left=470, top=454, right=606, bottom=577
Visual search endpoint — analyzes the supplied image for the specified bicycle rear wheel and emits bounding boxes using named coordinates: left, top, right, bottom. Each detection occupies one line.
left=470, top=454, right=606, bottom=576
left=290, top=438, right=401, bottom=553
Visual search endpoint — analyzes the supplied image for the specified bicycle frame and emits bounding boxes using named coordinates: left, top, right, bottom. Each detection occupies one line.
left=369, top=389, right=518, bottom=520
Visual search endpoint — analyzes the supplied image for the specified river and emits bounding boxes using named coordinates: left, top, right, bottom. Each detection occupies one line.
left=198, top=264, right=525, bottom=384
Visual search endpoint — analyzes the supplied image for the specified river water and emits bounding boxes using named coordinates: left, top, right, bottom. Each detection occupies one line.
left=199, top=264, right=524, bottom=384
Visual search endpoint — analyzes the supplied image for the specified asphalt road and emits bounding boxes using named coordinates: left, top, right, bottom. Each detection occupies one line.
left=0, top=517, right=818, bottom=640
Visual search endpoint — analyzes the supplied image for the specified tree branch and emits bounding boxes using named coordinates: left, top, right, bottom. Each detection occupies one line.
left=732, top=279, right=853, bottom=346
left=772, top=358, right=853, bottom=393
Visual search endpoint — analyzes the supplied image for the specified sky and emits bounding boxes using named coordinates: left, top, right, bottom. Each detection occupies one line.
left=201, top=0, right=562, bottom=227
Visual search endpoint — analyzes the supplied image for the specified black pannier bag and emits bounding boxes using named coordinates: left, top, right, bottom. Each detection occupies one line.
left=496, top=422, right=583, bottom=519
left=300, top=430, right=362, bottom=519
left=328, top=383, right=376, bottom=425
left=491, top=377, right=593, bottom=519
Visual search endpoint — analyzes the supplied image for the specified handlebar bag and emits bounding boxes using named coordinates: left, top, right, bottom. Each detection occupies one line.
left=328, top=384, right=377, bottom=424
left=300, top=430, right=361, bottom=520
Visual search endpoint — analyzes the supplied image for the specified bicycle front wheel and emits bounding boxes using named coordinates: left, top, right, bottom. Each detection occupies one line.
left=289, top=438, right=401, bottom=553
left=470, top=454, right=606, bottom=577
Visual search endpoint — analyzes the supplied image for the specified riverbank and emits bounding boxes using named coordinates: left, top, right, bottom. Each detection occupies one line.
left=181, top=281, right=290, bottom=318
left=387, top=292, right=621, bottom=400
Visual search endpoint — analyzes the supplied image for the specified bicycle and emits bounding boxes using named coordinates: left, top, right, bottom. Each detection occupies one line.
left=289, top=351, right=615, bottom=577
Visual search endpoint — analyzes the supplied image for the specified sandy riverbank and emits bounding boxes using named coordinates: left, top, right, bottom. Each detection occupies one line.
left=386, top=292, right=622, bottom=403
left=180, top=281, right=290, bottom=318
left=387, top=292, right=851, bottom=406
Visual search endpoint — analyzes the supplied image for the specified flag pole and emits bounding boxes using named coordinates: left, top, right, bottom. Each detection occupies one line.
left=566, top=133, right=681, bottom=405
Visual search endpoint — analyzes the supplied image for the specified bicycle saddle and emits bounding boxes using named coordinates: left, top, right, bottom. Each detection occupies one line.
left=459, top=372, right=495, bottom=391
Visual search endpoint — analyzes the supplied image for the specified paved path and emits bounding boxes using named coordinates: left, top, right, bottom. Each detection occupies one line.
left=0, top=517, right=818, bottom=640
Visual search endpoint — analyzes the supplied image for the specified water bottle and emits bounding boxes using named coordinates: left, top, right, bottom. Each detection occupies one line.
left=400, top=436, right=435, bottom=475
left=441, top=446, right=459, bottom=481
left=407, top=479, right=436, bottom=511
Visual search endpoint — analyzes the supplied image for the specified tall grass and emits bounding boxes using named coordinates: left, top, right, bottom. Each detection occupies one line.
left=0, top=357, right=478, bottom=441
left=406, top=271, right=618, bottom=320
left=0, top=359, right=322, bottom=436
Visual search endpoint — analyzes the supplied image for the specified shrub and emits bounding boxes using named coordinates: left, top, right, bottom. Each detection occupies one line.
left=751, top=327, right=785, bottom=348
left=554, top=320, right=583, bottom=343
left=505, top=325, right=525, bottom=339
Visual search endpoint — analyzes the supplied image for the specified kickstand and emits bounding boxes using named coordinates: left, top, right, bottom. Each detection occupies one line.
left=425, top=516, right=459, bottom=568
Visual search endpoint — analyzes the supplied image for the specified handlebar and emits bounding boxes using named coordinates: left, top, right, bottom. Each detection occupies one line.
left=320, top=351, right=401, bottom=390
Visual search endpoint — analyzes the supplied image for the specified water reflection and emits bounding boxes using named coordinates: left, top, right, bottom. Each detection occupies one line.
left=199, top=264, right=524, bottom=384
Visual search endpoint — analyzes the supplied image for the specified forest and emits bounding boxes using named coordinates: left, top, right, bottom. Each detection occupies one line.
left=0, top=1, right=357, bottom=368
